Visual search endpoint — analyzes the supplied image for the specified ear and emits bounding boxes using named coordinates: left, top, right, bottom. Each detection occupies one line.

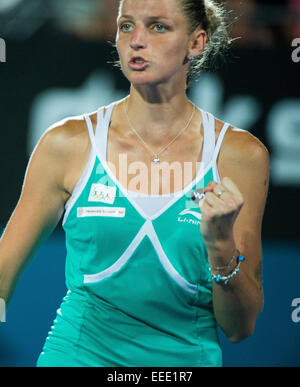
left=188, top=29, right=207, bottom=58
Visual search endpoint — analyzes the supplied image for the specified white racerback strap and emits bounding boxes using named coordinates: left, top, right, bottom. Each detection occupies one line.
left=200, top=109, right=216, bottom=169
left=212, top=121, right=230, bottom=163
left=199, top=108, right=230, bottom=183
left=95, top=103, right=115, bottom=160
left=212, top=121, right=230, bottom=183
left=83, top=110, right=100, bottom=153
left=83, top=102, right=115, bottom=160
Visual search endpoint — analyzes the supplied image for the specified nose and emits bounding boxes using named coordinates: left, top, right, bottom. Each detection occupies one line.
left=130, top=26, right=147, bottom=50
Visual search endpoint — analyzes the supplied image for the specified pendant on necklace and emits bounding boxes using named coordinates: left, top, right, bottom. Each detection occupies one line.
left=153, top=155, right=160, bottom=164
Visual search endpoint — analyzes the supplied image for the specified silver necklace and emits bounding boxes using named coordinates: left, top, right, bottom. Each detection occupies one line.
left=124, top=99, right=196, bottom=164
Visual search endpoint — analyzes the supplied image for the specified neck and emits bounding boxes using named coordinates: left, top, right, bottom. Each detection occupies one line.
left=125, top=84, right=194, bottom=145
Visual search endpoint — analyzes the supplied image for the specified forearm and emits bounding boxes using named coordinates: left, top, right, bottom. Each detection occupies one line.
left=0, top=239, right=28, bottom=306
left=0, top=263, right=17, bottom=306
left=206, top=238, right=263, bottom=343
left=0, top=216, right=54, bottom=307
left=0, top=198, right=64, bottom=307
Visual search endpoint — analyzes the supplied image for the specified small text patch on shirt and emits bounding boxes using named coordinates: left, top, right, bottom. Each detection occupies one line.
left=77, top=207, right=126, bottom=218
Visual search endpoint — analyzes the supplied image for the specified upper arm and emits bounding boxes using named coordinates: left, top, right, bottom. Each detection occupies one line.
left=0, top=120, right=78, bottom=301
left=218, top=128, right=270, bottom=288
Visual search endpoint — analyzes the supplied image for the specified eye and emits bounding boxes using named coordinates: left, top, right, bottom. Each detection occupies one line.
left=153, top=24, right=167, bottom=32
left=120, top=23, right=134, bottom=32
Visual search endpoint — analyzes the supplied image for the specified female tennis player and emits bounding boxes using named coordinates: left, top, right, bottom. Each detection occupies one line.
left=0, top=0, right=269, bottom=366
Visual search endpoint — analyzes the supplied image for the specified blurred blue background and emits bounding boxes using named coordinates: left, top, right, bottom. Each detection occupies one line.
left=0, top=0, right=300, bottom=366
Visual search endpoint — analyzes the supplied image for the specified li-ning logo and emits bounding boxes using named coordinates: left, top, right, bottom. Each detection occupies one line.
left=0, top=38, right=6, bottom=63
left=177, top=209, right=202, bottom=225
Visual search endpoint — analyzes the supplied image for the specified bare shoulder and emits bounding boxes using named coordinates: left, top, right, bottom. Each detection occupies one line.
left=215, top=119, right=270, bottom=169
left=31, top=112, right=96, bottom=196
left=39, top=113, right=93, bottom=159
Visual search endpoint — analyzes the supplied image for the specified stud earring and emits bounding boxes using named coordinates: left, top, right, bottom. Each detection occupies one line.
left=189, top=55, right=195, bottom=61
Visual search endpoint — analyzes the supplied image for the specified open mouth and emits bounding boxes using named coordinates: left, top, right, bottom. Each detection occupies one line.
left=129, top=57, right=148, bottom=69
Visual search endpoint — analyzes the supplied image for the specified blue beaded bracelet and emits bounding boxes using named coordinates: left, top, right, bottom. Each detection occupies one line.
left=209, top=255, right=245, bottom=285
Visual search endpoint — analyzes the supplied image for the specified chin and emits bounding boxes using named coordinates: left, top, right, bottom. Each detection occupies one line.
left=126, top=70, right=152, bottom=82
left=127, top=72, right=170, bottom=87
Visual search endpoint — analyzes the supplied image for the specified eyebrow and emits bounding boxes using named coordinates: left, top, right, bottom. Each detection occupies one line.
left=118, top=15, right=170, bottom=22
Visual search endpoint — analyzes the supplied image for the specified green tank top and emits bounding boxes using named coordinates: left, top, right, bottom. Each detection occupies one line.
left=36, top=100, right=230, bottom=367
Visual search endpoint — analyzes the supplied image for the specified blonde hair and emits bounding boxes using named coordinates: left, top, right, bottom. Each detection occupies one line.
left=178, top=0, right=232, bottom=86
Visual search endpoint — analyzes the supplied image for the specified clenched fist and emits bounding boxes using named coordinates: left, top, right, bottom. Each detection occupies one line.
left=197, top=177, right=244, bottom=245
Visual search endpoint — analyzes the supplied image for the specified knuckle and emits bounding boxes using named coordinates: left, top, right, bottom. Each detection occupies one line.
left=225, top=197, right=237, bottom=210
left=227, top=199, right=237, bottom=209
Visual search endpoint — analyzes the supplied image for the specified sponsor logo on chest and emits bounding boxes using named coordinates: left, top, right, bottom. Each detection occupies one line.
left=88, top=183, right=116, bottom=204
left=177, top=209, right=201, bottom=226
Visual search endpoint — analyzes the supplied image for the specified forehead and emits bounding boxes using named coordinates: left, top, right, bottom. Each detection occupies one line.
left=119, top=0, right=182, bottom=20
